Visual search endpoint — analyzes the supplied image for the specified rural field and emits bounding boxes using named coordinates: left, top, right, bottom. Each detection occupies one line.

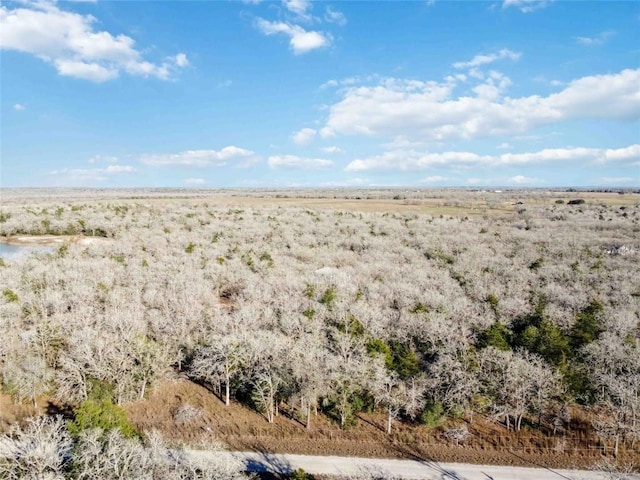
left=0, top=188, right=638, bottom=479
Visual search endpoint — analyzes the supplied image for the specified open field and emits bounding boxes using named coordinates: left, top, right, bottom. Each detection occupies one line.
left=2, top=187, right=638, bottom=214
left=0, top=188, right=638, bottom=479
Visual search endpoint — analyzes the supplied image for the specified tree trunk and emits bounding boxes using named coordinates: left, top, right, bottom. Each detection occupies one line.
left=387, top=410, right=392, bottom=435
left=306, top=403, right=311, bottom=430
left=517, top=414, right=523, bottom=431
left=139, top=378, right=146, bottom=400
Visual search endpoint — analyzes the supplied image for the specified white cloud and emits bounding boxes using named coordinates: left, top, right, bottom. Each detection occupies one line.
left=292, top=127, right=317, bottom=145
left=104, top=165, right=135, bottom=173
left=0, top=3, right=188, bottom=82
left=498, top=142, right=511, bottom=149
left=322, top=146, right=345, bottom=154
left=453, top=49, right=521, bottom=69
left=322, top=69, right=640, bottom=142
left=184, top=178, right=206, bottom=185
left=217, top=79, right=232, bottom=88
left=13, top=103, right=26, bottom=111
left=502, top=0, right=552, bottom=13
left=509, top=175, right=542, bottom=184
left=268, top=155, right=333, bottom=169
left=345, top=145, right=640, bottom=172
left=255, top=19, right=330, bottom=54
left=576, top=30, right=615, bottom=46
left=48, top=164, right=136, bottom=183
left=321, top=177, right=371, bottom=187
left=174, top=53, right=189, bottom=67
left=88, top=155, right=119, bottom=164
left=325, top=6, right=347, bottom=26
left=140, top=146, right=258, bottom=167
left=591, top=144, right=640, bottom=164
left=419, top=176, right=448, bottom=184
left=598, top=177, right=636, bottom=185
left=283, top=0, right=312, bottom=17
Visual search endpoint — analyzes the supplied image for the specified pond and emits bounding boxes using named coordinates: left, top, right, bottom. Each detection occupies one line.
left=0, top=242, right=54, bottom=261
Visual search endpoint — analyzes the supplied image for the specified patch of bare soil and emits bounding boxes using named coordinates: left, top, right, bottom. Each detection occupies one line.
left=0, top=393, right=42, bottom=431
left=125, top=380, right=639, bottom=470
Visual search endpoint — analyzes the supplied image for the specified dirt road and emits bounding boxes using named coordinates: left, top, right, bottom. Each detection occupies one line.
left=187, top=450, right=626, bottom=479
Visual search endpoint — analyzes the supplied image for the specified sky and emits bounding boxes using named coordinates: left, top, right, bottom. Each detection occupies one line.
left=1, top=0, right=639, bottom=188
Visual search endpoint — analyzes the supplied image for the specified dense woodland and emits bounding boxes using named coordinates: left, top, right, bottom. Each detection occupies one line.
left=0, top=190, right=638, bottom=478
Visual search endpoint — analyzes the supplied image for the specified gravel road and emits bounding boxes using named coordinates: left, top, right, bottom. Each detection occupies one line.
left=187, top=449, right=633, bottom=479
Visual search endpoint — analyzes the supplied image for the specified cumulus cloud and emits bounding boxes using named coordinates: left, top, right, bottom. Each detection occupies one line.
left=419, top=176, right=449, bottom=184
left=322, top=146, right=345, bottom=154
left=268, top=155, right=333, bottom=169
left=184, top=178, right=206, bottom=185
left=292, top=127, right=317, bottom=145
left=345, top=145, right=640, bottom=172
left=283, top=0, right=312, bottom=18
left=502, top=0, right=552, bottom=13
left=48, top=164, right=136, bottom=183
left=0, top=3, right=188, bottom=82
left=576, top=30, right=615, bottom=46
left=325, top=6, right=347, bottom=26
left=13, top=103, right=26, bottom=111
left=140, top=146, right=258, bottom=167
left=321, top=69, right=640, bottom=142
left=103, top=165, right=132, bottom=173
left=88, top=155, right=119, bottom=164
left=255, top=19, right=330, bottom=54
left=174, top=53, right=189, bottom=67
left=453, top=49, right=521, bottom=69
left=598, top=177, right=636, bottom=185
left=509, top=175, right=542, bottom=184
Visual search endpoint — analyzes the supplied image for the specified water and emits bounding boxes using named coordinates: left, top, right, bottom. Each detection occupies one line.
left=0, top=243, right=54, bottom=261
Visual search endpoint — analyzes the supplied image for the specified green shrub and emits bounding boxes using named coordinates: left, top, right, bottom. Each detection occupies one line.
left=420, top=400, right=445, bottom=428
left=2, top=288, right=19, bottom=303
left=389, top=341, right=420, bottom=379
left=529, top=258, right=543, bottom=270
left=337, top=314, right=365, bottom=337
left=366, top=338, right=393, bottom=370
left=68, top=399, right=138, bottom=439
left=485, top=294, right=499, bottom=314
left=409, top=302, right=428, bottom=314
left=110, top=255, right=126, bottom=265
left=303, top=283, right=315, bottom=299
left=477, top=322, right=510, bottom=351
left=570, top=300, right=604, bottom=350
left=290, top=469, right=315, bottom=480
left=320, top=286, right=337, bottom=307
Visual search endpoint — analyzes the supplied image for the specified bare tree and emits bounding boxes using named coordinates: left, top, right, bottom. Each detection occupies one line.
left=191, top=334, right=249, bottom=406
left=479, top=348, right=560, bottom=431
left=0, top=416, right=72, bottom=480
left=369, top=364, right=426, bottom=434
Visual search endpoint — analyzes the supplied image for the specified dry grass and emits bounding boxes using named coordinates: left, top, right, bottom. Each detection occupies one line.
left=123, top=380, right=638, bottom=470
left=2, top=188, right=637, bottom=215
left=2, top=380, right=637, bottom=470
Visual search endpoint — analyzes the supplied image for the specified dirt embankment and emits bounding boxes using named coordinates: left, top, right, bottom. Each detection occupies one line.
left=1, top=380, right=636, bottom=470
left=123, top=380, right=638, bottom=471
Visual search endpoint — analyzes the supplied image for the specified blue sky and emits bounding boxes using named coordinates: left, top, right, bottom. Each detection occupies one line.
left=1, top=0, right=639, bottom=188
